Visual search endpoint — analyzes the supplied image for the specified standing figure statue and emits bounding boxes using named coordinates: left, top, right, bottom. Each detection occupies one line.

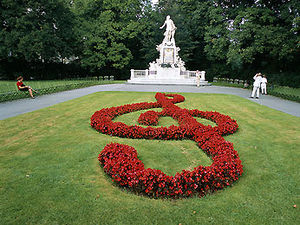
left=160, top=15, right=176, bottom=42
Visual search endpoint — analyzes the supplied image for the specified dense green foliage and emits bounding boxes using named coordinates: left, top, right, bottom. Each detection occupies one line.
left=1, top=92, right=299, bottom=224
left=212, top=80, right=300, bottom=102
left=1, top=0, right=299, bottom=85
left=268, top=85, right=300, bottom=103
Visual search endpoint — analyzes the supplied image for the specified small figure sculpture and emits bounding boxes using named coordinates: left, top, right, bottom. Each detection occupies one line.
left=149, top=62, right=157, bottom=71
left=160, top=15, right=177, bottom=42
left=177, top=58, right=186, bottom=71
left=200, top=71, right=205, bottom=81
left=156, top=44, right=161, bottom=52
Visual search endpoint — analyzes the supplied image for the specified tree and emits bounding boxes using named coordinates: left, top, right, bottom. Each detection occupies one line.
left=227, top=3, right=299, bottom=73
left=72, top=0, right=144, bottom=77
left=0, top=0, right=76, bottom=63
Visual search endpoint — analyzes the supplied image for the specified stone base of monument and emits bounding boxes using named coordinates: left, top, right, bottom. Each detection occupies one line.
left=127, top=82, right=210, bottom=86
left=127, top=79, right=208, bottom=86
left=127, top=69, right=210, bottom=86
left=127, top=78, right=210, bottom=86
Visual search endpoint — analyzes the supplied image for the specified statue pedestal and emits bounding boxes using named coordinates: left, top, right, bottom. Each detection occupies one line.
left=127, top=77, right=198, bottom=85
left=127, top=68, right=209, bottom=86
left=157, top=67, right=180, bottom=79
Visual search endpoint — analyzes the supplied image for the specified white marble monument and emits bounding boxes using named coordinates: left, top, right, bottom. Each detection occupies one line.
left=128, top=15, right=208, bottom=86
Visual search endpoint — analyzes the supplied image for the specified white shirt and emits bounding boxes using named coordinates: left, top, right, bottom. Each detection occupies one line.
left=261, top=77, right=267, bottom=84
left=253, top=75, right=262, bottom=87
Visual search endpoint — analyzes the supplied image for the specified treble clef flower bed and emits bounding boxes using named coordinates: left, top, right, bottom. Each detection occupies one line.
left=91, top=93, right=243, bottom=198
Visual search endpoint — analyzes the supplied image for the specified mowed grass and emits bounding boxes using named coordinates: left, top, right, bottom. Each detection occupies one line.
left=0, top=92, right=299, bottom=225
left=0, top=79, right=124, bottom=93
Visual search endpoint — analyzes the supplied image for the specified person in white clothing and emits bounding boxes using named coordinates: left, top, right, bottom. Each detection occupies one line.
left=250, top=73, right=262, bottom=99
left=196, top=70, right=200, bottom=87
left=261, top=75, right=268, bottom=95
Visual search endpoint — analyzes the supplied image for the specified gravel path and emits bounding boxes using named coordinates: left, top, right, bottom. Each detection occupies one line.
left=1, top=84, right=299, bottom=120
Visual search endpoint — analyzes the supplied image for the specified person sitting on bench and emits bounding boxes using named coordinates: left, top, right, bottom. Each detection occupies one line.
left=16, top=76, right=36, bottom=99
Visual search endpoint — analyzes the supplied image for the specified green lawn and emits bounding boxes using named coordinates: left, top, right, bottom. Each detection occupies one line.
left=0, top=79, right=124, bottom=93
left=0, top=92, right=299, bottom=225
left=0, top=79, right=125, bottom=102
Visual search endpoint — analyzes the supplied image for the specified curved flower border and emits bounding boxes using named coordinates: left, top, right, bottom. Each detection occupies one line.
left=91, top=93, right=243, bottom=198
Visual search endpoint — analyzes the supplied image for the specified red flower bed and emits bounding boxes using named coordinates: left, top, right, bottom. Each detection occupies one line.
left=138, top=110, right=160, bottom=126
left=91, top=93, right=243, bottom=198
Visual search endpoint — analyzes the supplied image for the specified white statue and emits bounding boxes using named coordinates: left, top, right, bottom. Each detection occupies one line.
left=149, top=61, right=157, bottom=71
left=177, top=58, right=186, bottom=71
left=160, top=15, right=176, bottom=42
left=156, top=44, right=161, bottom=52
left=200, top=71, right=206, bottom=81
left=129, top=14, right=208, bottom=86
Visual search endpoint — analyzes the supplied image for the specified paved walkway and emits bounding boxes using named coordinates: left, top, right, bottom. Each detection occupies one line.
left=1, top=84, right=300, bottom=120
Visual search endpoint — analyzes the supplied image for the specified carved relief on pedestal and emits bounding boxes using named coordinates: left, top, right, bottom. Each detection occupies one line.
left=163, top=48, right=174, bottom=64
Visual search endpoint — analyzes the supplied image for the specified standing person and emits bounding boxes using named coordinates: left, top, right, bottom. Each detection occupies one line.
left=196, top=70, right=200, bottom=87
left=250, top=73, right=262, bottom=99
left=16, top=76, right=36, bottom=99
left=261, top=75, right=268, bottom=95
left=243, top=80, right=249, bottom=89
